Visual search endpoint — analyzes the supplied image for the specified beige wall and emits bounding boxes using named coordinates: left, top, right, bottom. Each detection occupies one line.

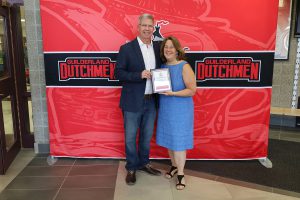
left=272, top=4, right=299, bottom=108
left=24, top=0, right=49, bottom=153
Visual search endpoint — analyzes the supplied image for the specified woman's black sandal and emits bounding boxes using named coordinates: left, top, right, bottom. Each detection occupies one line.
left=176, top=175, right=186, bottom=190
left=165, top=166, right=178, bottom=179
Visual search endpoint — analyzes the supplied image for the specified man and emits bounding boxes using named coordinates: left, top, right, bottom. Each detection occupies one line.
left=115, top=13, right=162, bottom=185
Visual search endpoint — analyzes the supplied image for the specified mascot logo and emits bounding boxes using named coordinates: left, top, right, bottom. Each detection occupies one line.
left=153, top=20, right=169, bottom=41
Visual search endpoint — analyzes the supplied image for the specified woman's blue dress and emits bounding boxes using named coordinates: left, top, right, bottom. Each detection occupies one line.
left=156, top=61, right=194, bottom=151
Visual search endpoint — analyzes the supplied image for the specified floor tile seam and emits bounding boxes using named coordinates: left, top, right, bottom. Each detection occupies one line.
left=23, top=165, right=72, bottom=168
left=4, top=188, right=59, bottom=191
left=68, top=173, right=118, bottom=177
left=113, top=161, right=126, bottom=200
left=28, top=164, right=121, bottom=167
left=272, top=188, right=300, bottom=198
left=52, top=159, right=76, bottom=200
left=0, top=157, right=34, bottom=192
left=213, top=175, right=220, bottom=181
left=60, top=186, right=115, bottom=190
left=73, top=162, right=119, bottom=164
left=223, top=182, right=244, bottom=199
left=27, top=165, right=75, bottom=167
left=214, top=176, right=275, bottom=193
left=10, top=157, right=35, bottom=170
left=4, top=187, right=115, bottom=191
left=271, top=137, right=300, bottom=143
left=72, top=164, right=120, bottom=167
left=31, top=157, right=123, bottom=160
left=216, top=176, right=300, bottom=198
left=168, top=178, right=176, bottom=200
left=184, top=169, right=219, bottom=182
left=16, top=154, right=36, bottom=158
left=184, top=168, right=300, bottom=198
left=182, top=170, right=276, bottom=193
left=279, top=138, right=300, bottom=142
left=20, top=167, right=72, bottom=172
left=66, top=174, right=117, bottom=177
left=17, top=176, right=66, bottom=178
left=30, top=161, right=120, bottom=166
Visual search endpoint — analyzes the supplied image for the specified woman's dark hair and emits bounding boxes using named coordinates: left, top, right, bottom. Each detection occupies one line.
left=160, top=36, right=186, bottom=63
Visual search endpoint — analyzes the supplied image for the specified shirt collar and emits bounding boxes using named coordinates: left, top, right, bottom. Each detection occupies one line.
left=137, top=37, right=153, bottom=47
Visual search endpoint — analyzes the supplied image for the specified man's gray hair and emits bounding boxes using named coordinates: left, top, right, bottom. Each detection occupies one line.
left=138, top=13, right=154, bottom=25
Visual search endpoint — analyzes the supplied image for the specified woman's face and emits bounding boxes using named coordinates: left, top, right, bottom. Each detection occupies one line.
left=164, top=40, right=177, bottom=62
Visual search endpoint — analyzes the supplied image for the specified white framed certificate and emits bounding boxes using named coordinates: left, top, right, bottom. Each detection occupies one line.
left=151, top=68, right=172, bottom=93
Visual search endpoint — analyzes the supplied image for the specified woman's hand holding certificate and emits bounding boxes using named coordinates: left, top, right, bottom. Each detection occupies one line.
left=151, top=68, right=172, bottom=93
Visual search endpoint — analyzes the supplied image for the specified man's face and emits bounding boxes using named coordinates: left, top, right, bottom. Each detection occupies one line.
left=138, top=18, right=154, bottom=41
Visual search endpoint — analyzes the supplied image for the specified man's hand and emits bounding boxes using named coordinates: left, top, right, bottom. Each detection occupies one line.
left=141, top=70, right=152, bottom=79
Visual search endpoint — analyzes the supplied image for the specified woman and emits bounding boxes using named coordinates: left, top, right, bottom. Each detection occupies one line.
left=156, top=36, right=196, bottom=190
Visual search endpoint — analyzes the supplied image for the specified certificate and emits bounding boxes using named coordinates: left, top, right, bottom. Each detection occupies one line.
left=151, top=68, right=172, bottom=93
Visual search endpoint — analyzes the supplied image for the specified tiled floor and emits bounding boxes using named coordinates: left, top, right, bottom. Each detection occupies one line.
left=1, top=150, right=300, bottom=199
left=0, top=149, right=35, bottom=192
left=1, top=127, right=300, bottom=200
left=115, top=162, right=290, bottom=200
left=0, top=155, right=118, bottom=200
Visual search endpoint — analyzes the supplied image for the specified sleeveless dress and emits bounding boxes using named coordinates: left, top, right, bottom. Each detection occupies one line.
left=156, top=61, right=194, bottom=151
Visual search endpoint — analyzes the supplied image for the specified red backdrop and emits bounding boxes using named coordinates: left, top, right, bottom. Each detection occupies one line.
left=40, top=0, right=278, bottom=159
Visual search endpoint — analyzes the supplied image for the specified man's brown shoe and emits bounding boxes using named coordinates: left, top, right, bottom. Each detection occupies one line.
left=139, top=164, right=161, bottom=176
left=126, top=170, right=136, bottom=185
